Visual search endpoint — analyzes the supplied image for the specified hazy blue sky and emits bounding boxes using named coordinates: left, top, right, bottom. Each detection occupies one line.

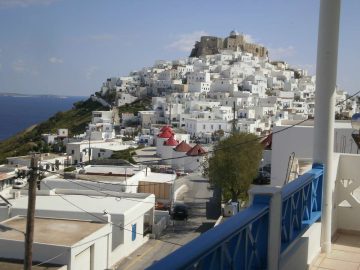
left=0, top=0, right=359, bottom=96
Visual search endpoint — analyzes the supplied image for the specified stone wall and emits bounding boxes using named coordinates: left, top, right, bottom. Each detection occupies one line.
left=190, top=33, right=268, bottom=58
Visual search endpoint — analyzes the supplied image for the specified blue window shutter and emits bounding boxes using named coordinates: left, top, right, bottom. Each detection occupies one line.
left=132, top=224, right=136, bottom=241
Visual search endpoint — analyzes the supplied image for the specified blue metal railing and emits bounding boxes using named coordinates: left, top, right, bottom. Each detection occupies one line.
left=148, top=165, right=323, bottom=270
left=280, top=164, right=323, bottom=252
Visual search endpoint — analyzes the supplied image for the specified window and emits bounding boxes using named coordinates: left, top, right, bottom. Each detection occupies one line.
left=219, top=125, right=222, bottom=129
left=71, top=150, right=74, bottom=154
left=132, top=224, right=137, bottom=241
left=203, top=124, right=206, bottom=130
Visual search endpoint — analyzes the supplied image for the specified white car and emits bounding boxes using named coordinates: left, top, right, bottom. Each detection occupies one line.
left=13, top=179, right=26, bottom=189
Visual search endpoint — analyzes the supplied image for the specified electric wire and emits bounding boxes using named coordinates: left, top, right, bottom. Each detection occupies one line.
left=41, top=181, right=182, bottom=247
left=19, top=91, right=359, bottom=266
left=39, top=89, right=360, bottom=168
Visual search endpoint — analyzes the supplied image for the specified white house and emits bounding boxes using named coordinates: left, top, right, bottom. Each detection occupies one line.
left=139, top=111, right=156, bottom=128
left=117, top=93, right=137, bottom=107
left=172, top=141, right=192, bottom=170
left=0, top=189, right=155, bottom=266
left=0, top=216, right=112, bottom=270
left=184, top=117, right=230, bottom=137
left=92, top=111, right=113, bottom=124
left=66, top=139, right=132, bottom=165
left=184, top=144, right=207, bottom=172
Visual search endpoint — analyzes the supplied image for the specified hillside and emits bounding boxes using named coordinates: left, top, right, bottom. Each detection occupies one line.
left=0, top=96, right=152, bottom=164
left=0, top=98, right=106, bottom=163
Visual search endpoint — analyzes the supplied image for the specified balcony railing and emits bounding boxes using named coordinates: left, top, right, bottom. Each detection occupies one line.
left=147, top=164, right=323, bottom=270
left=281, top=164, right=323, bottom=252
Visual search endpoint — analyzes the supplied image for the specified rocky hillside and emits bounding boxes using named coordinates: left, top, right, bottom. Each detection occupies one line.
left=0, top=98, right=106, bottom=164
left=0, top=96, right=152, bottom=164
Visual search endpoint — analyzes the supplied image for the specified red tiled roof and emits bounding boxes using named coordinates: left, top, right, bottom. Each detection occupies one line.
left=186, top=144, right=207, bottom=156
left=164, top=135, right=179, bottom=146
left=174, top=141, right=192, bottom=152
left=160, top=125, right=174, bottom=133
left=157, top=129, right=173, bottom=138
left=260, top=133, right=272, bottom=150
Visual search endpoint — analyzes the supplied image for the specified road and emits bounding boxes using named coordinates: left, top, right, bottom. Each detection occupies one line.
left=114, top=173, right=220, bottom=270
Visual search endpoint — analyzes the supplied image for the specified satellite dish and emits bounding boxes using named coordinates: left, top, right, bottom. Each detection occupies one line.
left=351, top=113, right=360, bottom=131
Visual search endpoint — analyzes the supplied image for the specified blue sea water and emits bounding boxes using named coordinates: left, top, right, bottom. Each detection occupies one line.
left=0, top=95, right=85, bottom=141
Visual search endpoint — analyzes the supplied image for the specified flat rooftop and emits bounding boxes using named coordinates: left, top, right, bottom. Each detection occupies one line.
left=7, top=153, right=65, bottom=161
left=83, top=165, right=139, bottom=175
left=0, top=216, right=106, bottom=246
left=280, top=119, right=353, bottom=129
left=76, top=174, right=127, bottom=182
left=6, top=193, right=154, bottom=216
left=140, top=172, right=176, bottom=183
left=0, top=165, right=21, bottom=174
left=0, top=258, right=62, bottom=270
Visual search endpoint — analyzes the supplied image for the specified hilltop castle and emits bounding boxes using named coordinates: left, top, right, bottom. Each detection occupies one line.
left=190, top=30, right=268, bottom=58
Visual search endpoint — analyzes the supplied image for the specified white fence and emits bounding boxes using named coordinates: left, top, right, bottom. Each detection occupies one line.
left=335, top=154, right=360, bottom=232
left=153, top=210, right=170, bottom=238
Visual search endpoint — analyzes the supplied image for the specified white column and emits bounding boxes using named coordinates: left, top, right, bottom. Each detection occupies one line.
left=249, top=186, right=282, bottom=270
left=313, top=0, right=341, bottom=254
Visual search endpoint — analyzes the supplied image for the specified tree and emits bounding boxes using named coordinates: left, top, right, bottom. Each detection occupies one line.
left=205, top=133, right=263, bottom=203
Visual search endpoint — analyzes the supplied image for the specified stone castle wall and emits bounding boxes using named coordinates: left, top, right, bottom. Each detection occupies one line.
left=190, top=33, right=268, bottom=58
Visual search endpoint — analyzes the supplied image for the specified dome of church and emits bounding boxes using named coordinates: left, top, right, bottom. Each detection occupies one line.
left=230, top=30, right=239, bottom=37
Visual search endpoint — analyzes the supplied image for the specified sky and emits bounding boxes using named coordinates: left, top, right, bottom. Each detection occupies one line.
left=0, top=0, right=359, bottom=96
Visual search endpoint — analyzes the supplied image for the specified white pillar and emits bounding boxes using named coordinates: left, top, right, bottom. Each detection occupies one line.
left=313, top=0, right=341, bottom=254
left=249, top=186, right=282, bottom=270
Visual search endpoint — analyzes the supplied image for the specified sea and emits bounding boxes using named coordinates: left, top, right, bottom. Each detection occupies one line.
left=0, top=95, right=86, bottom=141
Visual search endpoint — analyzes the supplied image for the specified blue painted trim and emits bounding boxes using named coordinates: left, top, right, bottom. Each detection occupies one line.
left=147, top=204, right=269, bottom=270
left=148, top=165, right=324, bottom=270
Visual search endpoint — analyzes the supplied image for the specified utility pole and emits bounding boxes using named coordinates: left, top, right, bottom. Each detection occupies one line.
left=88, top=132, right=91, bottom=165
left=24, top=154, right=39, bottom=270
left=169, top=97, right=172, bottom=126
left=232, top=101, right=237, bottom=134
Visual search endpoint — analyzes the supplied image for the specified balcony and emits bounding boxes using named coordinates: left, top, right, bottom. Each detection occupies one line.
left=147, top=154, right=360, bottom=270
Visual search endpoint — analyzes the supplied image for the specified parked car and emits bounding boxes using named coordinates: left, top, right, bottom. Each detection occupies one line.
left=253, top=171, right=270, bottom=185
left=165, top=169, right=176, bottom=174
left=171, top=203, right=189, bottom=220
left=13, top=179, right=26, bottom=189
left=176, top=170, right=189, bottom=177
left=262, top=164, right=271, bottom=174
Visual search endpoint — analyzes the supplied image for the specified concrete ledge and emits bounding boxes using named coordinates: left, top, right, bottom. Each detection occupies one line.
left=280, top=222, right=321, bottom=270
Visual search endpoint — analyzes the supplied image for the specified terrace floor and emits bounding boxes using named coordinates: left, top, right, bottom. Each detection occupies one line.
left=310, top=232, right=360, bottom=270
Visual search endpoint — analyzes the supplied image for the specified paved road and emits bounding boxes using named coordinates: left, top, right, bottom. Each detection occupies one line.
left=114, top=173, right=220, bottom=270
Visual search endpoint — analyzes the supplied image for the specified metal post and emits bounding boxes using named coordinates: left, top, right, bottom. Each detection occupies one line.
left=24, top=154, right=39, bottom=270
left=313, top=0, right=341, bottom=254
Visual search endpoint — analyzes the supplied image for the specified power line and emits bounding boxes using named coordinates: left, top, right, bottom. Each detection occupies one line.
left=41, top=181, right=182, bottom=247
left=40, top=90, right=360, bottom=168
left=33, top=91, right=360, bottom=209
left=20, top=91, right=359, bottom=267
left=32, top=251, right=68, bottom=267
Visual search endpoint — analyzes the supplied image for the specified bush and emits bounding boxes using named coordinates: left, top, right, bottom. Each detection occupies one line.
left=64, top=166, right=76, bottom=172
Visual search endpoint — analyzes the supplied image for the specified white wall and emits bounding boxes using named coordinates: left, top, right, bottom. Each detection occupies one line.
left=271, top=124, right=358, bottom=187
left=110, top=206, right=152, bottom=263
left=334, top=154, right=360, bottom=233
left=279, top=222, right=322, bottom=270
left=0, top=222, right=112, bottom=270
